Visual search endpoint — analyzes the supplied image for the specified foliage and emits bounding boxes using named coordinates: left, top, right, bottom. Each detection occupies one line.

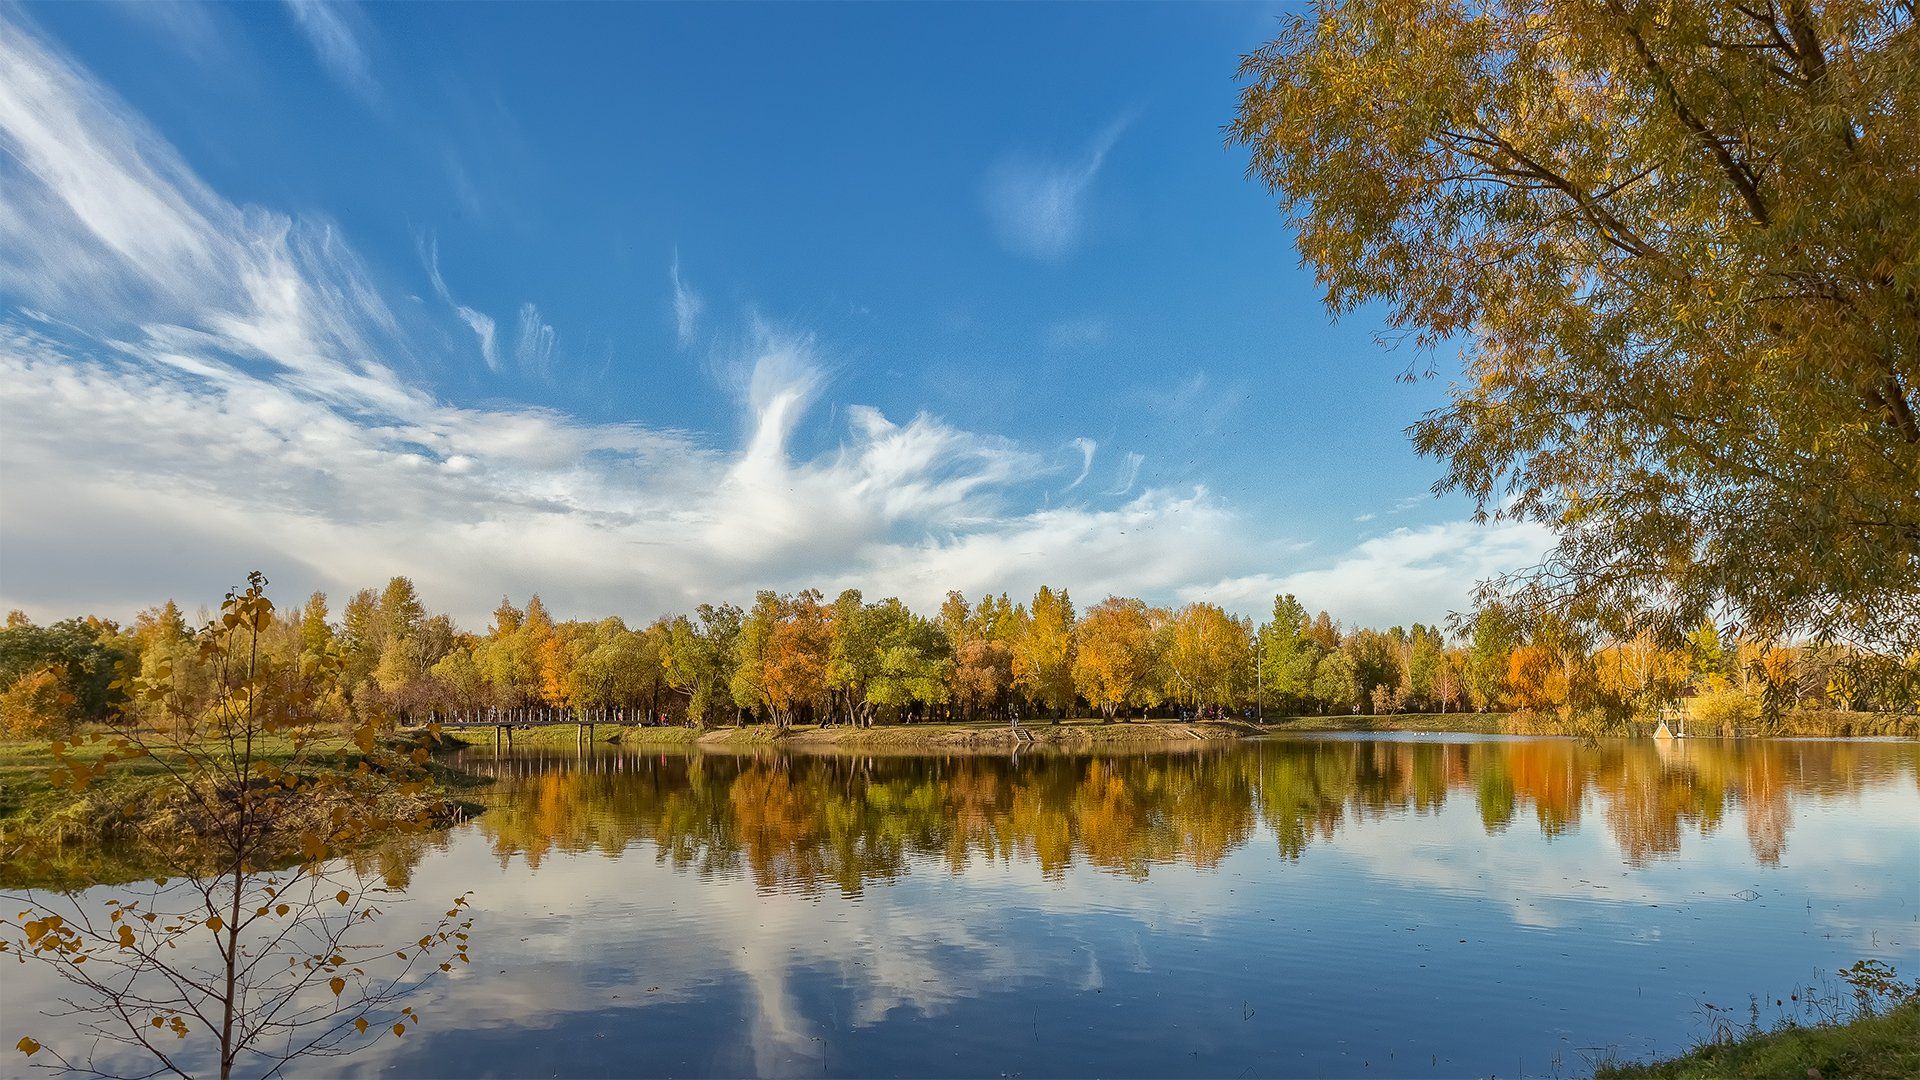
left=0, top=616, right=127, bottom=723
left=0, top=665, right=75, bottom=739
left=1073, top=598, right=1160, bottom=719
left=1233, top=0, right=1920, bottom=651
left=1689, top=686, right=1763, bottom=735
left=1011, top=587, right=1077, bottom=717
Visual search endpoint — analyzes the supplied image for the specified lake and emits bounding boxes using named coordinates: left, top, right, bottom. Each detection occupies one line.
left=6, top=734, right=1916, bottom=1077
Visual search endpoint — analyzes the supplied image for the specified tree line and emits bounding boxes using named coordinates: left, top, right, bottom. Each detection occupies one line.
left=3, top=577, right=1914, bottom=738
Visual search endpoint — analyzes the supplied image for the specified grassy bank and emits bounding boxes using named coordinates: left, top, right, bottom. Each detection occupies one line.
left=0, top=732, right=486, bottom=888
left=454, top=707, right=1915, bottom=753
left=1268, top=710, right=1917, bottom=738
left=481, top=717, right=1263, bottom=751
left=1598, top=999, right=1920, bottom=1079
left=1264, top=712, right=1511, bottom=734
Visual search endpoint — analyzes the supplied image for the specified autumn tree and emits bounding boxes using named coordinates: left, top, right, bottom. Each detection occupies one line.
left=1011, top=587, right=1078, bottom=718
left=0, top=616, right=127, bottom=726
left=0, top=665, right=73, bottom=739
left=951, top=639, right=1014, bottom=721
left=1073, top=597, right=1160, bottom=720
left=1593, top=631, right=1691, bottom=717
left=1311, top=650, right=1361, bottom=714
left=1163, top=603, right=1254, bottom=712
left=1233, top=0, right=1920, bottom=650
left=826, top=590, right=886, bottom=726
left=1341, top=628, right=1403, bottom=713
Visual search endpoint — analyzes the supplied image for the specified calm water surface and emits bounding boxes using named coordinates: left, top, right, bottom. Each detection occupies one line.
left=9, top=735, right=1918, bottom=1077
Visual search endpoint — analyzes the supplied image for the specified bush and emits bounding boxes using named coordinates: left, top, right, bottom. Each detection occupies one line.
left=0, top=665, right=74, bottom=739
left=1689, top=686, right=1760, bottom=735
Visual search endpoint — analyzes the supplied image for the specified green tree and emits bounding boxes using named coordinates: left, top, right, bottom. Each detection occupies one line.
left=1311, top=650, right=1362, bottom=715
left=663, top=603, right=742, bottom=727
left=1258, top=594, right=1320, bottom=715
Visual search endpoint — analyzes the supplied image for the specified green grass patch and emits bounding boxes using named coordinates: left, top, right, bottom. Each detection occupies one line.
left=1597, top=999, right=1920, bottom=1079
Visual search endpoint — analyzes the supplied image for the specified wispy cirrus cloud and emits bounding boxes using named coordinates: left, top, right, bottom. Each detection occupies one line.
left=1045, top=317, right=1107, bottom=350
left=112, top=0, right=227, bottom=58
left=1064, top=437, right=1097, bottom=491
left=512, top=303, right=555, bottom=377
left=421, top=234, right=499, bottom=371
left=282, top=0, right=380, bottom=106
left=669, top=248, right=704, bottom=349
left=1106, top=451, right=1145, bottom=497
left=984, top=117, right=1129, bottom=260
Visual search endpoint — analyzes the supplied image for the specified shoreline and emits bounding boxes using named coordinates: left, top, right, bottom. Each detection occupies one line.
left=453, top=708, right=1917, bottom=753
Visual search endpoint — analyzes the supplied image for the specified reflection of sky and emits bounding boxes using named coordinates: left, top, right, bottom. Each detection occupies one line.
left=5, top=744, right=1917, bottom=1079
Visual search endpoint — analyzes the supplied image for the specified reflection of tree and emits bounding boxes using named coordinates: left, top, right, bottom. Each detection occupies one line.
left=465, top=738, right=1917, bottom=891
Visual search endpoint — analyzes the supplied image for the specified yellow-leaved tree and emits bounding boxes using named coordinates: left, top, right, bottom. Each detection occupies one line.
left=1233, top=1, right=1920, bottom=650
left=1072, top=598, right=1161, bottom=721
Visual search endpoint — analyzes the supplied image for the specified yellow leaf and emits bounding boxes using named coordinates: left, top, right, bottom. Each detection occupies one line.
left=335, top=890, right=350, bottom=906
left=206, top=916, right=223, bottom=932
left=117, top=925, right=134, bottom=948
left=329, top=977, right=345, bottom=997
left=354, top=1018, right=368, bottom=1034
left=16, top=1037, right=40, bottom=1056
left=392, top=1023, right=405, bottom=1037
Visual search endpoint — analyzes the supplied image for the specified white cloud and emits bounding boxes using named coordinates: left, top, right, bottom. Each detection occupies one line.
left=113, top=1, right=225, bottom=57
left=1064, top=437, right=1096, bottom=490
left=512, top=302, right=555, bottom=376
left=421, top=234, right=499, bottom=371
left=1106, top=451, right=1145, bottom=497
left=1189, top=519, right=1554, bottom=628
left=669, top=248, right=703, bottom=349
left=282, top=0, right=379, bottom=106
left=984, top=117, right=1128, bottom=260
left=1045, top=317, right=1107, bottom=350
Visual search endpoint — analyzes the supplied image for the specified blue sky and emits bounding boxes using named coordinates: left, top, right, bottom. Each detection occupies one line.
left=0, top=1, right=1546, bottom=628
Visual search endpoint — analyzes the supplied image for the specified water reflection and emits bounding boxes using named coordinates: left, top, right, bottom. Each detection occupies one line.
left=7, top=736, right=1915, bottom=1079
left=455, top=736, right=1919, bottom=892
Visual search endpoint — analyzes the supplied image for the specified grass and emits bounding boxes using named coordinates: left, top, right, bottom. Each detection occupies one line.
left=1597, top=999, right=1920, bottom=1079
left=1263, top=712, right=1512, bottom=734
left=0, top=730, right=488, bottom=888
